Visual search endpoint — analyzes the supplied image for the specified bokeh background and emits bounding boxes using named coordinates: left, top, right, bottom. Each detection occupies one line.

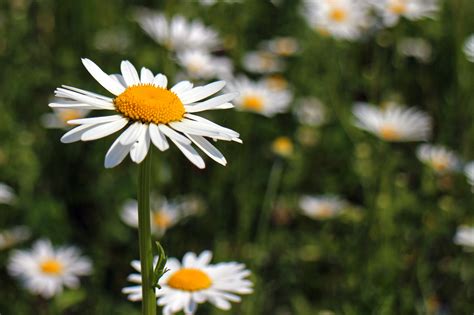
left=1, top=0, right=474, bottom=314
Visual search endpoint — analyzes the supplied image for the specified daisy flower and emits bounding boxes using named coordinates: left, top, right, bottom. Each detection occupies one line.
left=8, top=239, right=92, bottom=298
left=416, top=144, right=460, bottom=174
left=271, top=136, right=294, bottom=158
left=226, top=76, right=292, bottom=117
left=0, top=182, right=15, bottom=204
left=463, top=35, right=474, bottom=63
left=41, top=106, right=91, bottom=129
left=369, top=0, right=439, bottom=27
left=299, top=195, right=347, bottom=220
left=50, top=59, right=241, bottom=169
left=303, top=0, right=372, bottom=41
left=262, top=74, right=289, bottom=92
left=294, top=97, right=327, bottom=127
left=123, top=251, right=253, bottom=314
left=454, top=225, right=474, bottom=250
left=242, top=51, right=284, bottom=74
left=352, top=102, right=432, bottom=142
left=120, top=196, right=199, bottom=237
left=176, top=49, right=233, bottom=80
left=261, top=36, right=300, bottom=57
left=465, top=161, right=474, bottom=188
left=0, top=226, right=31, bottom=251
left=135, top=10, right=220, bottom=52
left=397, top=37, right=432, bottom=63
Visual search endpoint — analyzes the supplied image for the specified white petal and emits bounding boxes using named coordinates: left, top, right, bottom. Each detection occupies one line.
left=171, top=140, right=205, bottom=169
left=68, top=115, right=123, bottom=125
left=140, top=67, right=155, bottom=84
left=55, top=87, right=115, bottom=109
left=121, top=60, right=140, bottom=86
left=81, top=58, right=125, bottom=96
left=184, top=93, right=238, bottom=113
left=178, top=81, right=226, bottom=104
left=109, top=74, right=127, bottom=87
left=80, top=118, right=128, bottom=141
left=120, top=122, right=144, bottom=145
left=130, top=125, right=151, bottom=164
left=61, top=85, right=114, bottom=102
left=169, top=121, right=224, bottom=139
left=153, top=74, right=168, bottom=88
left=158, top=125, right=192, bottom=145
left=149, top=124, right=169, bottom=151
left=187, top=134, right=227, bottom=166
left=60, top=124, right=97, bottom=143
left=104, top=134, right=133, bottom=168
left=49, top=102, right=98, bottom=110
left=171, top=81, right=193, bottom=94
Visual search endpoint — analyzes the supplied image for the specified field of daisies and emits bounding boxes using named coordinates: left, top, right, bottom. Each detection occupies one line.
left=1, top=0, right=474, bottom=314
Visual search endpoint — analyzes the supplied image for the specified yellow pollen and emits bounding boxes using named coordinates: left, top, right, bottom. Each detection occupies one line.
left=114, top=84, right=185, bottom=124
left=272, top=137, right=293, bottom=157
left=152, top=211, right=172, bottom=229
left=432, top=159, right=449, bottom=172
left=389, top=1, right=407, bottom=14
left=167, top=268, right=212, bottom=291
left=275, top=39, right=297, bottom=56
left=58, top=109, right=83, bottom=124
left=265, top=75, right=288, bottom=91
left=317, top=204, right=335, bottom=218
left=379, top=125, right=401, bottom=141
left=40, top=259, right=63, bottom=275
left=329, top=8, right=348, bottom=22
left=242, top=95, right=264, bottom=111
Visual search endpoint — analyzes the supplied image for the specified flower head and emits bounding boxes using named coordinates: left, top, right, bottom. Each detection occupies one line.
left=176, top=49, right=233, bottom=80
left=8, top=239, right=92, bottom=298
left=50, top=59, right=241, bottom=169
left=242, top=51, right=284, bottom=74
left=463, top=35, right=474, bottom=63
left=41, top=105, right=91, bottom=129
left=271, top=137, right=294, bottom=158
left=260, top=37, right=300, bottom=57
left=465, top=161, right=474, bottom=188
left=397, top=37, right=432, bottom=63
left=0, top=183, right=15, bottom=205
left=352, top=102, right=432, bottom=142
left=294, top=97, right=327, bottom=127
left=226, top=76, right=292, bottom=117
left=454, top=225, right=474, bottom=250
left=299, top=195, right=347, bottom=220
left=416, top=144, right=460, bottom=174
left=123, top=251, right=253, bottom=314
left=369, top=0, right=439, bottom=27
left=0, top=226, right=31, bottom=251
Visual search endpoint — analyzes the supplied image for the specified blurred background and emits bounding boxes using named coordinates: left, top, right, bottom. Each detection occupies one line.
left=1, top=0, right=474, bottom=314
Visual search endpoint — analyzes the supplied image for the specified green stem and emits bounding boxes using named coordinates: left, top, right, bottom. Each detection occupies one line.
left=138, top=151, right=156, bottom=315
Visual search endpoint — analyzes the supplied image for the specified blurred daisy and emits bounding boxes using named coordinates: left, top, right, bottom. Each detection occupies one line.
left=176, top=49, right=233, bottom=80
left=135, top=10, right=220, bottom=52
left=397, top=37, right=432, bottom=63
left=121, top=196, right=199, bottom=237
left=8, top=239, right=92, bottom=298
left=227, top=76, right=292, bottom=117
left=123, top=251, right=253, bottom=314
left=294, top=97, right=327, bottom=127
left=465, top=161, right=474, bottom=188
left=93, top=28, right=131, bottom=53
left=261, top=37, right=299, bottom=57
left=352, top=102, right=432, bottom=142
left=0, top=182, right=15, bottom=204
left=303, top=0, right=371, bottom=41
left=416, top=144, right=460, bottom=174
left=271, top=137, right=294, bottom=158
left=454, top=225, right=474, bottom=250
left=41, top=106, right=91, bottom=129
left=50, top=59, right=241, bottom=169
left=263, top=74, right=289, bottom=91
left=0, top=226, right=31, bottom=251
left=463, top=35, right=474, bottom=63
left=299, top=195, right=346, bottom=220
left=369, top=0, right=439, bottom=27
left=242, top=51, right=284, bottom=74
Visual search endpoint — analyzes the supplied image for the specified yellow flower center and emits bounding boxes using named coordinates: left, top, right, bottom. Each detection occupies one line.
left=40, top=259, right=63, bottom=275
left=265, top=75, right=288, bottom=91
left=389, top=1, right=407, bottom=14
left=167, top=268, right=212, bottom=291
left=317, top=204, right=335, bottom=218
left=272, top=137, right=293, bottom=157
left=329, top=8, right=348, bottom=22
left=432, top=159, right=449, bottom=172
left=379, top=125, right=401, bottom=141
left=58, top=109, right=84, bottom=124
left=242, top=95, right=264, bottom=111
left=152, top=211, right=172, bottom=229
left=275, top=39, right=297, bottom=56
left=114, top=84, right=185, bottom=124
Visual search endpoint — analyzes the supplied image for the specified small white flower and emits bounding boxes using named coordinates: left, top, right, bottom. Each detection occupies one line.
left=226, top=76, right=292, bottom=117
left=416, top=144, right=460, bottom=174
left=122, top=251, right=253, bottom=315
left=369, top=0, right=439, bottom=27
left=41, top=106, right=91, bottom=129
left=454, top=226, right=474, bottom=250
left=463, top=35, right=474, bottom=63
left=352, top=102, right=432, bottom=142
left=8, top=239, right=92, bottom=298
left=260, top=37, right=300, bottom=57
left=0, top=226, right=31, bottom=251
left=397, top=37, right=432, bottom=63
left=0, top=183, right=15, bottom=205
left=120, top=196, right=199, bottom=237
left=242, top=51, right=284, bottom=74
left=50, top=59, right=241, bottom=169
left=135, top=10, right=220, bottom=52
left=464, top=161, right=474, bottom=188
left=303, top=0, right=372, bottom=41
left=294, top=97, right=327, bottom=127
left=176, top=49, right=233, bottom=80
left=299, top=195, right=346, bottom=220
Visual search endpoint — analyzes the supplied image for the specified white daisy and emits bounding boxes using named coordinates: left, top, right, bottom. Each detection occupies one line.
left=294, top=97, right=327, bottom=127
left=463, top=35, right=474, bottom=63
left=416, top=144, right=460, bottom=174
left=260, top=36, right=300, bottom=57
left=0, top=226, right=31, bottom=251
left=303, top=0, right=372, bottom=41
left=454, top=225, right=474, bottom=250
left=226, top=76, right=292, bottom=117
left=464, top=161, right=474, bottom=188
left=8, top=239, right=92, bottom=298
left=262, top=74, right=289, bottom=92
left=41, top=106, right=91, bottom=129
left=50, top=59, right=241, bottom=169
left=299, top=195, right=346, bottom=220
left=0, top=182, right=15, bottom=204
left=120, top=196, right=199, bottom=237
left=135, top=10, right=220, bottom=52
left=397, top=37, right=432, bottom=63
left=352, top=102, right=432, bottom=142
left=369, top=0, right=439, bottom=27
left=176, top=49, right=233, bottom=80
left=242, top=51, right=284, bottom=74
left=123, top=251, right=253, bottom=315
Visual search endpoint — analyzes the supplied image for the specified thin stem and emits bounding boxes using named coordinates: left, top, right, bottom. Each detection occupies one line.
left=138, top=151, right=156, bottom=315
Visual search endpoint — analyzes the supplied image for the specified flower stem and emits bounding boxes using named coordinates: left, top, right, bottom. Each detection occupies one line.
left=138, top=151, right=156, bottom=315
